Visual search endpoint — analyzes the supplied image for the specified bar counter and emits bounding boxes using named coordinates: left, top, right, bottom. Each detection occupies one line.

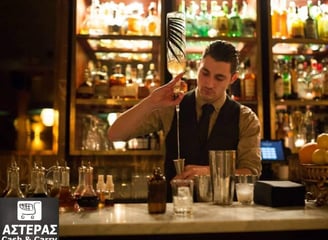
left=59, top=202, right=328, bottom=239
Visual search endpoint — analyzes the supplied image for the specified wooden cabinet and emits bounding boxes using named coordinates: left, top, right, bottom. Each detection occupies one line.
left=69, top=0, right=166, bottom=156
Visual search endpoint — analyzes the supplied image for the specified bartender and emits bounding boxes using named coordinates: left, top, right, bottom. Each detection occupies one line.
left=108, top=40, right=262, bottom=200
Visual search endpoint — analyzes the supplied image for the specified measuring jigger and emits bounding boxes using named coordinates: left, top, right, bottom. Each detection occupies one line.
left=173, top=158, right=185, bottom=175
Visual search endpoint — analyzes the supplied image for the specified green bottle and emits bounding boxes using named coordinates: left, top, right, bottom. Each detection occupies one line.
left=228, top=0, right=242, bottom=37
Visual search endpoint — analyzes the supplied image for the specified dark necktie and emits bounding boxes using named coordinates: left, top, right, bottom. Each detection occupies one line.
left=199, top=104, right=215, bottom=146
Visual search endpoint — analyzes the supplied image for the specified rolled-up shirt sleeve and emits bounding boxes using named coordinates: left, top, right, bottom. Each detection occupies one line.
left=237, top=105, right=262, bottom=176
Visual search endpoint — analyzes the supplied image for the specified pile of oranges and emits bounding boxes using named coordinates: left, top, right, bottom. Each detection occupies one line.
left=299, top=133, right=328, bottom=165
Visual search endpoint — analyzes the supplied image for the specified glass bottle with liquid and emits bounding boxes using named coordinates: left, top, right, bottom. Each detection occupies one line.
left=4, top=160, right=25, bottom=198
left=48, top=162, right=61, bottom=198
left=73, top=164, right=86, bottom=201
left=77, top=162, right=99, bottom=210
left=147, top=167, right=166, bottom=214
left=228, top=0, right=242, bottom=37
left=58, top=163, right=75, bottom=212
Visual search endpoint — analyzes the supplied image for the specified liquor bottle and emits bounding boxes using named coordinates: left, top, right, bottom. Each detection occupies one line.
left=58, top=163, right=75, bottom=212
left=231, top=62, right=245, bottom=100
left=274, top=60, right=284, bottom=99
left=216, top=1, right=229, bottom=37
left=137, top=64, right=150, bottom=98
left=208, top=0, right=219, bottom=37
left=281, top=60, right=292, bottom=99
left=148, top=167, right=166, bottom=214
left=243, top=59, right=256, bottom=100
left=297, top=62, right=308, bottom=99
left=76, top=68, right=94, bottom=98
left=197, top=0, right=210, bottom=37
left=304, top=1, right=318, bottom=39
left=228, top=0, right=242, bottom=37
left=77, top=162, right=99, bottom=210
left=145, top=63, right=160, bottom=93
left=240, top=0, right=256, bottom=37
left=185, top=1, right=198, bottom=37
left=317, top=5, right=328, bottom=40
left=125, top=64, right=138, bottom=99
left=289, top=57, right=298, bottom=99
left=145, top=2, right=160, bottom=36
left=4, top=160, right=25, bottom=198
left=290, top=7, right=304, bottom=38
left=311, top=61, right=323, bottom=99
left=93, top=61, right=109, bottom=98
left=304, top=106, right=316, bottom=143
left=109, top=64, right=126, bottom=98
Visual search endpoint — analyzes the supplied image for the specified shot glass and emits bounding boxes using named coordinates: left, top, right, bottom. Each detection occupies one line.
left=235, top=174, right=258, bottom=205
left=171, top=179, right=193, bottom=215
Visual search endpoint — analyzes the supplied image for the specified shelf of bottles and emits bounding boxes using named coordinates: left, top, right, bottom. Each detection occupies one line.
left=269, top=0, right=328, bottom=152
left=71, top=0, right=165, bottom=155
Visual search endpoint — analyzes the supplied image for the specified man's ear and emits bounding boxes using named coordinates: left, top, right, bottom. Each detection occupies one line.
left=230, top=73, right=239, bottom=84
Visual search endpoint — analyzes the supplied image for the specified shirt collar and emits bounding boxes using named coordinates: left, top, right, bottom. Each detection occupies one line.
left=195, top=87, right=226, bottom=113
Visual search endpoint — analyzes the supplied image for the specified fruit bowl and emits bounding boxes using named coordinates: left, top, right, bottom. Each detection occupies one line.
left=301, top=164, right=328, bottom=206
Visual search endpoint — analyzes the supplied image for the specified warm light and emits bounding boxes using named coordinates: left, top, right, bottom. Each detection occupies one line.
left=40, top=108, right=55, bottom=127
left=107, top=112, right=120, bottom=126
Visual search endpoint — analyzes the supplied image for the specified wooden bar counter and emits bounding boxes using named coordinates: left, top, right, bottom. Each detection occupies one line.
left=59, top=202, right=328, bottom=240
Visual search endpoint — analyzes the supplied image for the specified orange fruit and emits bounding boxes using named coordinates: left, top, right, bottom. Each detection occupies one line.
left=312, top=148, right=326, bottom=164
left=317, top=133, right=328, bottom=149
left=298, top=142, right=318, bottom=164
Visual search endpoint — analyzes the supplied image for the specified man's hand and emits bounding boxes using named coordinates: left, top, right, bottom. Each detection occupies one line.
left=174, top=165, right=210, bottom=180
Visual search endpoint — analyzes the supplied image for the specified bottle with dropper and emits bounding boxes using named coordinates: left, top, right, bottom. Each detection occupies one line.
left=77, top=161, right=99, bottom=210
left=4, top=157, right=25, bottom=198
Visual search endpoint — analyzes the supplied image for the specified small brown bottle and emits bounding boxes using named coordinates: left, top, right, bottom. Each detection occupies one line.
left=147, top=167, right=166, bottom=214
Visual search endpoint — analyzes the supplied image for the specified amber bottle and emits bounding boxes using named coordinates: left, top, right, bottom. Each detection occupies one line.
left=147, top=167, right=166, bottom=214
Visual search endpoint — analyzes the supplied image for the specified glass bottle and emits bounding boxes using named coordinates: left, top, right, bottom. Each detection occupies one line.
left=104, top=175, right=115, bottom=207
left=274, top=60, right=284, bottom=99
left=73, top=164, right=86, bottom=203
left=197, top=0, right=210, bottom=37
left=4, top=161, right=25, bottom=198
left=109, top=64, right=126, bottom=99
left=26, top=162, right=39, bottom=197
left=290, top=7, right=304, bottom=38
left=216, top=1, right=229, bottom=37
left=281, top=60, right=292, bottom=99
left=243, top=59, right=256, bottom=100
left=240, top=0, right=256, bottom=37
left=48, top=162, right=61, bottom=197
left=304, top=1, right=318, bottom=39
left=76, top=68, right=94, bottom=98
left=317, top=6, right=328, bottom=40
left=228, top=0, right=242, bottom=37
left=94, top=61, right=109, bottom=99
left=148, top=167, right=166, bottom=214
left=77, top=162, right=99, bottom=210
left=58, top=163, right=75, bottom=212
left=31, top=166, right=48, bottom=197
left=96, top=174, right=106, bottom=208
left=145, top=2, right=160, bottom=36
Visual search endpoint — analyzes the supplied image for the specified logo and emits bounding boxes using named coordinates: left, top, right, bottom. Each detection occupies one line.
left=17, top=201, right=42, bottom=221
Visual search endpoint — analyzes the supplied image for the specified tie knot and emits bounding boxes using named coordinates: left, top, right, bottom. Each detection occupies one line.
left=202, top=104, right=214, bottom=116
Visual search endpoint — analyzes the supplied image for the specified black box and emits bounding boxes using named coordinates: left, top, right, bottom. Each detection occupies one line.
left=254, top=180, right=305, bottom=207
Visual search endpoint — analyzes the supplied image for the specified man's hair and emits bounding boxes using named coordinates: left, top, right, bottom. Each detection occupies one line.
left=201, top=40, right=239, bottom=74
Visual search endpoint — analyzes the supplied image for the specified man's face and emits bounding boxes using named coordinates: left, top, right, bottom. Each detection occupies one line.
left=197, top=55, right=237, bottom=103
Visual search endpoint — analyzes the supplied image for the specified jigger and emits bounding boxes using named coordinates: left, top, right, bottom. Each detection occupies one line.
left=173, top=158, right=185, bottom=175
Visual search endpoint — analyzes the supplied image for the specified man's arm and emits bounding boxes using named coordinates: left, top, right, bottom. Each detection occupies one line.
left=108, top=73, right=185, bottom=141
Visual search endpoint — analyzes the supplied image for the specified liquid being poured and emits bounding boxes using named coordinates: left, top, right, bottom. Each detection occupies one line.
left=176, top=104, right=180, bottom=159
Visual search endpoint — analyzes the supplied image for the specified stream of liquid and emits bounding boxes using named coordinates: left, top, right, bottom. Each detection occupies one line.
left=176, top=104, right=180, bottom=159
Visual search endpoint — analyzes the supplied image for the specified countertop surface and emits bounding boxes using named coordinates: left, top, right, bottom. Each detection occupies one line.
left=59, top=202, right=328, bottom=237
